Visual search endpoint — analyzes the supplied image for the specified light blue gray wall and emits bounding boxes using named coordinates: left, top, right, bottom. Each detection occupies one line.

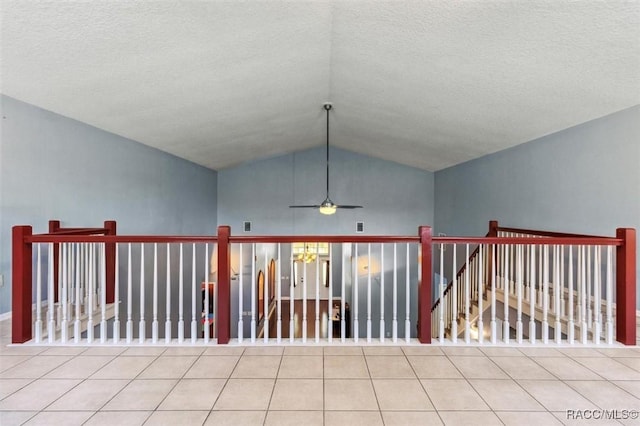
left=435, top=106, right=640, bottom=308
left=0, top=95, right=218, bottom=314
left=218, top=145, right=434, bottom=235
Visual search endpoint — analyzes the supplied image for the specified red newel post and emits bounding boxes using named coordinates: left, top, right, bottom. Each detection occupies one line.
left=616, top=228, right=636, bottom=345
left=418, top=226, right=432, bottom=343
left=49, top=220, right=60, bottom=302
left=104, top=221, right=117, bottom=304
left=488, top=220, right=499, bottom=237
left=217, top=226, right=231, bottom=344
left=12, top=226, right=33, bottom=344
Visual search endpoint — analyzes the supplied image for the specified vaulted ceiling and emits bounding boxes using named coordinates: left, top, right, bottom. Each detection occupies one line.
left=1, top=1, right=638, bottom=171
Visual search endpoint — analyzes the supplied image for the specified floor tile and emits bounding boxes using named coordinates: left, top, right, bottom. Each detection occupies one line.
left=612, top=380, right=640, bottom=397
left=243, top=346, right=284, bottom=356
left=120, top=347, right=166, bottom=356
left=518, top=380, right=599, bottom=411
left=438, top=410, right=502, bottom=426
left=518, top=347, right=566, bottom=357
left=407, top=355, right=462, bottom=379
left=558, top=348, right=607, bottom=358
left=269, top=379, right=323, bottom=410
left=47, top=379, right=128, bottom=411
left=0, top=356, right=73, bottom=379
left=420, top=379, right=489, bottom=410
left=81, top=347, right=126, bottom=356
left=204, top=410, right=266, bottom=426
left=441, top=347, right=484, bottom=356
left=363, top=346, right=404, bottom=355
left=0, top=378, right=33, bottom=400
left=23, top=410, right=93, bottom=426
left=0, top=379, right=81, bottom=411
left=553, top=410, right=623, bottom=425
left=366, top=355, right=415, bottom=378
left=324, top=346, right=363, bottom=356
left=497, top=411, right=562, bottom=425
left=0, top=345, right=47, bottom=356
left=324, top=379, right=378, bottom=410
left=203, top=346, right=245, bottom=356
left=90, top=356, right=156, bottom=379
left=533, top=356, right=604, bottom=380
left=372, top=379, right=433, bottom=410
left=44, top=355, right=114, bottom=379
left=278, top=355, right=323, bottom=378
left=184, top=355, right=239, bottom=378
left=0, top=411, right=37, bottom=426
left=40, top=347, right=88, bottom=356
left=137, top=355, right=197, bottom=379
left=449, top=356, right=509, bottom=379
left=264, top=410, right=323, bottom=426
left=102, top=379, right=176, bottom=410
left=469, top=379, right=544, bottom=411
left=614, top=357, right=640, bottom=372
left=0, top=355, right=32, bottom=372
left=213, top=379, right=275, bottom=410
left=596, top=348, right=640, bottom=358
left=161, top=347, right=205, bottom=356
left=324, top=355, right=369, bottom=378
left=143, top=410, right=208, bottom=426
left=283, top=346, right=323, bottom=355
left=492, top=355, right=556, bottom=380
left=83, top=411, right=151, bottom=426
left=158, top=378, right=225, bottom=410
left=231, top=355, right=281, bottom=378
left=324, top=410, right=384, bottom=426
left=381, top=411, right=443, bottom=426
left=574, top=357, right=640, bottom=380
left=479, top=347, right=525, bottom=357
left=566, top=380, right=640, bottom=410
left=402, top=346, right=444, bottom=356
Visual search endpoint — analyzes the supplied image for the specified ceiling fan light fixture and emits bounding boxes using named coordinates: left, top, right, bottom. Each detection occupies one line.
left=319, top=199, right=337, bottom=215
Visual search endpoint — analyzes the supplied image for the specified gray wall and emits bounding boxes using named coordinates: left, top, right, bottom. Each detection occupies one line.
left=0, top=95, right=218, bottom=315
left=435, top=106, right=640, bottom=309
left=218, top=145, right=434, bottom=235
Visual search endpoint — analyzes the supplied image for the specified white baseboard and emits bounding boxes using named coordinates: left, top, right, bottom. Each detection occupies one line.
left=0, top=311, right=11, bottom=322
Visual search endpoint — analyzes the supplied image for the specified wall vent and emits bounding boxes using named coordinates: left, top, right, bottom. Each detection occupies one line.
left=243, top=221, right=252, bottom=232
left=356, top=221, right=364, bottom=233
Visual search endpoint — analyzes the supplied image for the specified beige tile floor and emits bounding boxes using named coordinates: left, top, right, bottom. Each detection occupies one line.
left=0, top=319, right=639, bottom=426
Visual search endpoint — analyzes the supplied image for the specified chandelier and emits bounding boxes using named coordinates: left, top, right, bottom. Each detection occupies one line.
left=292, top=242, right=329, bottom=263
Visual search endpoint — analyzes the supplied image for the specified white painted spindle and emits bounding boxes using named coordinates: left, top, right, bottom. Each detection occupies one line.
left=503, top=244, right=510, bottom=344
left=405, top=243, right=410, bottom=343
left=593, top=246, right=601, bottom=344
left=178, top=243, right=184, bottom=343
left=380, top=244, right=385, bottom=343
left=204, top=244, right=210, bottom=343
left=191, top=243, right=197, bottom=344
left=165, top=244, right=171, bottom=344
left=238, top=243, right=244, bottom=343
left=303, top=253, right=308, bottom=343
left=354, top=244, right=359, bottom=343
left=251, top=243, right=256, bottom=343
left=605, top=246, right=613, bottom=344
left=392, top=243, right=398, bottom=342
left=529, top=244, right=536, bottom=344
left=35, top=244, right=43, bottom=343
left=439, top=244, right=445, bottom=343
left=490, top=244, right=497, bottom=344
left=516, top=244, right=523, bottom=343
left=367, top=243, right=372, bottom=342
left=477, top=245, right=484, bottom=343
left=126, top=243, right=133, bottom=343
left=113, top=244, right=120, bottom=343
left=139, top=244, right=145, bottom=343
left=100, top=244, right=107, bottom=343
left=277, top=243, right=282, bottom=343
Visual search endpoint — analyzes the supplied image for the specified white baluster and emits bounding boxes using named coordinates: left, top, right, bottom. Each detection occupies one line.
left=238, top=243, right=244, bottom=343
left=605, top=246, right=613, bottom=344
left=560, top=245, right=565, bottom=317
left=139, top=244, right=145, bottom=344
left=47, top=243, right=55, bottom=343
left=354, top=244, right=359, bottom=343
left=35, top=244, right=43, bottom=343
left=580, top=246, right=588, bottom=344
left=113, top=243, right=120, bottom=344
left=190, top=244, right=197, bottom=344
left=529, top=244, right=536, bottom=344
left=277, top=243, right=282, bottom=343
left=291, top=246, right=295, bottom=343
left=251, top=243, right=256, bottom=343
left=367, top=243, right=372, bottom=343
left=165, top=244, right=171, bottom=344
left=593, top=246, right=601, bottom=344
left=439, top=243, right=445, bottom=343
left=587, top=246, right=592, bottom=329
left=503, top=244, right=510, bottom=344
left=60, top=243, right=69, bottom=343
left=178, top=243, right=184, bottom=343
left=392, top=243, right=398, bottom=343
left=126, top=243, right=133, bottom=343
left=315, top=248, right=320, bottom=343
left=477, top=245, right=483, bottom=343
left=541, top=245, right=549, bottom=344
left=464, top=244, right=470, bottom=343
left=380, top=244, right=385, bottom=343
left=490, top=244, right=497, bottom=344
left=405, top=243, right=410, bottom=343
left=554, top=245, right=561, bottom=344
left=516, top=244, right=523, bottom=343
left=302, top=252, right=308, bottom=343
left=100, top=244, right=107, bottom=343
left=567, top=246, right=574, bottom=344
left=340, top=244, right=346, bottom=342
left=328, top=243, right=333, bottom=343
left=87, top=243, right=94, bottom=343
left=264, top=250, right=269, bottom=343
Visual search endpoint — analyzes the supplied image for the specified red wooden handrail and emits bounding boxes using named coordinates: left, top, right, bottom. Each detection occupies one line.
left=495, top=225, right=611, bottom=239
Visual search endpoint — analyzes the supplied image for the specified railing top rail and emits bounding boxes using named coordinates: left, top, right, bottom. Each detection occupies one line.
left=433, top=236, right=623, bottom=246
left=496, top=225, right=612, bottom=239
left=45, top=228, right=108, bottom=236
left=27, top=235, right=218, bottom=244
left=229, top=235, right=419, bottom=244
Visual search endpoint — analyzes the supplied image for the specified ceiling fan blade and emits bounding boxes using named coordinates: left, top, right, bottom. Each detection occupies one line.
left=289, top=205, right=321, bottom=208
left=336, top=205, right=363, bottom=209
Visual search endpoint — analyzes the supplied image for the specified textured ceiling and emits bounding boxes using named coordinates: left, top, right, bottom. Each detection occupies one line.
left=1, top=1, right=639, bottom=171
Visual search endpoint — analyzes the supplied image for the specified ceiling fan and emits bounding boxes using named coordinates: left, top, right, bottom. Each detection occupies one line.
left=289, top=103, right=363, bottom=215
